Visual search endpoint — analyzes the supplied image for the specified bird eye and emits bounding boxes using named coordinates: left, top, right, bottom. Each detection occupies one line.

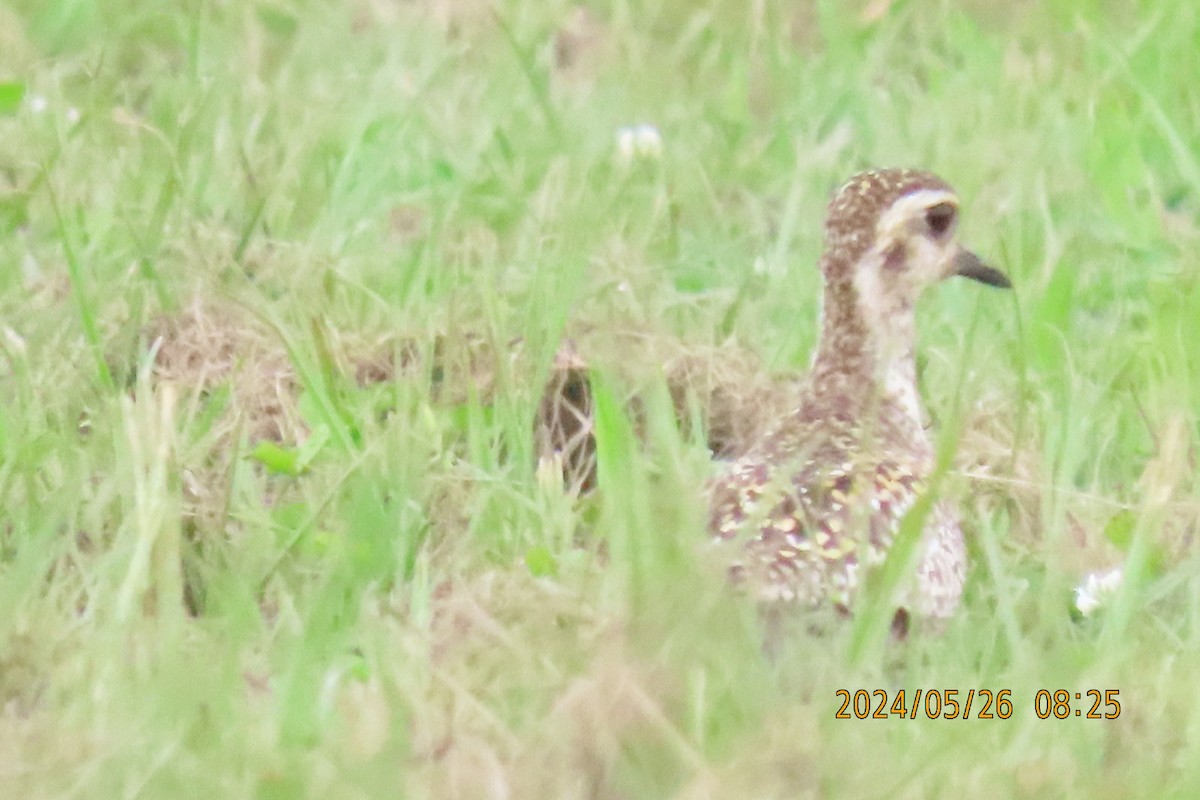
left=925, top=202, right=956, bottom=236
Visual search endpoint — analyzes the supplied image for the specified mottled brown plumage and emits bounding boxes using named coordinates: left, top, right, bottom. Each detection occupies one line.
left=709, top=168, right=1011, bottom=619
left=535, top=342, right=597, bottom=494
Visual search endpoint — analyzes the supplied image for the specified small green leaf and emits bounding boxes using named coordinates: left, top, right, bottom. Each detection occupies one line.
left=1103, top=510, right=1136, bottom=552
left=250, top=440, right=301, bottom=475
left=0, top=82, right=26, bottom=115
left=524, top=545, right=558, bottom=577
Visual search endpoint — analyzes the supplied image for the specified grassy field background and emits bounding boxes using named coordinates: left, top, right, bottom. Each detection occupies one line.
left=2, top=0, right=1199, bottom=796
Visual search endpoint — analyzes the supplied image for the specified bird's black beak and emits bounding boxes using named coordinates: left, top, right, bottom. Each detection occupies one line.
left=954, top=250, right=1011, bottom=289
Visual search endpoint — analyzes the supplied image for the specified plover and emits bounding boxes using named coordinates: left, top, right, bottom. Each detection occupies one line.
left=708, top=168, right=1011, bottom=624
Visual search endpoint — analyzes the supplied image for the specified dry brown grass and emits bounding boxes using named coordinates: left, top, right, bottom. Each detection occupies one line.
left=146, top=297, right=299, bottom=444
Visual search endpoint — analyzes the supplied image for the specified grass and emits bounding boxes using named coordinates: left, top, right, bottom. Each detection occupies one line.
left=1, top=0, right=1199, bottom=796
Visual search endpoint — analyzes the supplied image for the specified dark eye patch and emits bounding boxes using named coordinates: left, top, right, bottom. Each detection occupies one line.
left=925, top=202, right=956, bottom=236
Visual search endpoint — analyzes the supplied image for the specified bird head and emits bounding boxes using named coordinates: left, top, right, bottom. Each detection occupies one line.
left=821, top=169, right=1010, bottom=319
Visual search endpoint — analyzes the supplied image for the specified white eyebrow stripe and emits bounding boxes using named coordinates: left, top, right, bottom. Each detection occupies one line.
left=876, top=189, right=958, bottom=238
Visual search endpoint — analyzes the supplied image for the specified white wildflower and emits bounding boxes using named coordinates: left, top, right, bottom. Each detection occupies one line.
left=1073, top=566, right=1123, bottom=617
left=615, top=123, right=663, bottom=163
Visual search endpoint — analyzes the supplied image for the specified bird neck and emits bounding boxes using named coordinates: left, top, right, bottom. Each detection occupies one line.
left=804, top=275, right=924, bottom=439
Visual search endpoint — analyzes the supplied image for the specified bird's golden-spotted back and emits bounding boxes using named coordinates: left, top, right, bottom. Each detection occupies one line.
left=708, top=397, right=931, bottom=608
